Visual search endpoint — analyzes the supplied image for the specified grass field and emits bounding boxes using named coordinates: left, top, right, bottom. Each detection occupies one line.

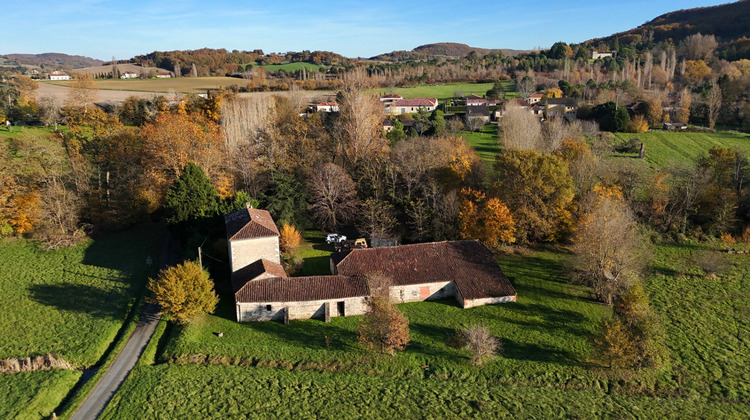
left=0, top=370, right=81, bottom=420
left=614, top=130, right=750, bottom=168
left=460, top=124, right=501, bottom=167
left=373, top=81, right=517, bottom=101
left=0, top=226, right=160, bottom=419
left=262, top=62, right=326, bottom=72
left=0, top=225, right=160, bottom=366
left=44, top=77, right=248, bottom=93
left=100, top=364, right=748, bottom=419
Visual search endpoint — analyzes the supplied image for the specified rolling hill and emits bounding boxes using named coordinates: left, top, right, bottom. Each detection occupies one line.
left=588, top=0, right=750, bottom=45
left=2, top=53, right=104, bottom=69
left=370, top=42, right=528, bottom=62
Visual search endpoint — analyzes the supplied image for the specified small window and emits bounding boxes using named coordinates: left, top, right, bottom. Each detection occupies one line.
left=266, top=304, right=272, bottom=311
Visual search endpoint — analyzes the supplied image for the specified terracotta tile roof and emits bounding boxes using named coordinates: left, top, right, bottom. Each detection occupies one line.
left=235, top=275, right=369, bottom=303
left=232, top=259, right=287, bottom=292
left=381, top=94, right=403, bottom=99
left=465, top=94, right=482, bottom=100
left=529, top=93, right=544, bottom=99
left=546, top=97, right=576, bottom=107
left=225, top=208, right=280, bottom=241
left=466, top=104, right=490, bottom=117
left=392, top=98, right=438, bottom=107
left=506, top=98, right=530, bottom=108
left=335, top=240, right=516, bottom=301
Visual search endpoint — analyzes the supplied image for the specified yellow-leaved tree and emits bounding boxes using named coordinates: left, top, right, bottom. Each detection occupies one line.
left=148, top=261, right=218, bottom=324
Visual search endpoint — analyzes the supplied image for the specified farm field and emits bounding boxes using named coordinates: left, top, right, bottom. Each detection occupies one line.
left=0, top=225, right=160, bottom=418
left=262, top=62, right=326, bottom=72
left=460, top=124, right=501, bottom=166
left=100, top=364, right=748, bottom=419
left=373, top=81, right=517, bottom=101
left=44, top=77, right=249, bottom=93
left=614, top=130, right=750, bottom=168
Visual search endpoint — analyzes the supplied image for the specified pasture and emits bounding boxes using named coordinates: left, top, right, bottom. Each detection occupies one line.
left=614, top=130, right=750, bottom=168
left=374, top=81, right=517, bottom=101
left=100, top=364, right=747, bottom=419
left=460, top=124, right=501, bottom=166
left=262, top=62, right=326, bottom=73
left=0, top=226, right=160, bottom=419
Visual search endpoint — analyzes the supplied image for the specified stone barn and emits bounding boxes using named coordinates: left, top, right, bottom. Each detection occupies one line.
left=225, top=206, right=281, bottom=272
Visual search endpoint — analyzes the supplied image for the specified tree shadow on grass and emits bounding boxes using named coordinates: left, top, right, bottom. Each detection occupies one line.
left=248, top=318, right=359, bottom=353
left=485, top=301, right=593, bottom=339
left=502, top=338, right=580, bottom=366
left=28, top=283, right=130, bottom=321
left=80, top=223, right=162, bottom=275
left=408, top=323, right=464, bottom=362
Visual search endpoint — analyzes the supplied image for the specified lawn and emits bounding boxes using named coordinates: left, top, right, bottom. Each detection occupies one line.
left=262, top=62, right=326, bottom=72
left=373, top=81, right=517, bottom=101
left=44, top=77, right=248, bottom=93
left=100, top=364, right=748, bottom=419
left=613, top=130, right=750, bottom=168
left=460, top=123, right=501, bottom=167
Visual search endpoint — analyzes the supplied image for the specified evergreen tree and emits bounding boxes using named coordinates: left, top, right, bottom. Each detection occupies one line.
left=260, top=171, right=310, bottom=228
left=486, top=81, right=505, bottom=99
left=164, top=162, right=219, bottom=225
left=386, top=119, right=407, bottom=144
left=430, top=110, right=446, bottom=136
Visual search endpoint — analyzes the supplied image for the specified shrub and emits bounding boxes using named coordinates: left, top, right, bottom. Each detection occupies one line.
left=462, top=325, right=502, bottom=366
left=279, top=223, right=302, bottom=254
left=358, top=296, right=410, bottom=355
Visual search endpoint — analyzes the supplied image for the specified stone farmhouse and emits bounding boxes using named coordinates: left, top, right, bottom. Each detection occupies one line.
left=384, top=97, right=438, bottom=115
left=225, top=206, right=517, bottom=323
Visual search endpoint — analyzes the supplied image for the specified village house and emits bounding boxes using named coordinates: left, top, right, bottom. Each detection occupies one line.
left=226, top=207, right=517, bottom=322
left=467, top=98, right=504, bottom=107
left=385, top=98, right=438, bottom=115
left=544, top=97, right=577, bottom=121
left=466, top=104, right=491, bottom=124
left=313, top=102, right=339, bottom=112
left=591, top=51, right=616, bottom=59
left=48, top=71, right=71, bottom=80
left=155, top=71, right=172, bottom=78
left=120, top=71, right=138, bottom=79
left=379, top=94, right=403, bottom=104
left=527, top=93, right=544, bottom=104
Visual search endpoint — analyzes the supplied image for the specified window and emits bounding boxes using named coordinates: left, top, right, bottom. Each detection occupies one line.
left=266, top=304, right=272, bottom=311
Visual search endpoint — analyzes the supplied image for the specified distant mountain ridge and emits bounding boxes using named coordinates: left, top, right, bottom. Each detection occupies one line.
left=588, top=0, right=750, bottom=45
left=370, top=42, right=528, bottom=62
left=3, top=53, right=104, bottom=69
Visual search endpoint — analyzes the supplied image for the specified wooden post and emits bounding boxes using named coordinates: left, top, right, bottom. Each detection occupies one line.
left=283, top=307, right=290, bottom=325
left=638, top=143, right=646, bottom=159
left=324, top=302, right=331, bottom=323
left=198, top=247, right=203, bottom=270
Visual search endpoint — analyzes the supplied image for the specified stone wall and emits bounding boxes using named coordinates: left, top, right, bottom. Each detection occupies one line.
left=390, top=281, right=455, bottom=304
left=229, top=236, right=280, bottom=272
left=237, top=296, right=369, bottom=322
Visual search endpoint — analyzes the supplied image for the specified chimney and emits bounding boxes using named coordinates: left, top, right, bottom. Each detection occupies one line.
left=245, top=202, right=253, bottom=210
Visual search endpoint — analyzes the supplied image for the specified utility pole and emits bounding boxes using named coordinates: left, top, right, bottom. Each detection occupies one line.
left=198, top=246, right=203, bottom=271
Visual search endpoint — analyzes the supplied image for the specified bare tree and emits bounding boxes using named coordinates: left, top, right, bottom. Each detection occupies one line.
left=682, top=33, right=718, bottom=61
left=516, top=76, right=536, bottom=98
left=570, top=194, right=644, bottom=304
left=365, top=272, right=393, bottom=300
left=66, top=74, right=99, bottom=113
left=462, top=325, right=502, bottom=366
left=542, top=117, right=582, bottom=153
left=706, top=79, right=722, bottom=129
left=357, top=198, right=397, bottom=240
left=38, top=96, right=63, bottom=130
left=498, top=105, right=542, bottom=150
left=307, top=163, right=359, bottom=231
left=336, top=70, right=386, bottom=167
left=465, top=117, right=485, bottom=133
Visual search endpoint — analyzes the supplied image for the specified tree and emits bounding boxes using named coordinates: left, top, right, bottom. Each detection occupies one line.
left=592, top=316, right=634, bottom=368
left=336, top=70, right=386, bottom=166
left=164, top=162, right=218, bottom=225
left=66, top=74, right=99, bottom=113
left=260, top=172, right=310, bottom=228
left=498, top=105, right=542, bottom=150
left=486, top=81, right=505, bottom=99
left=357, top=198, right=397, bottom=240
left=675, top=88, right=692, bottom=124
left=279, top=223, right=302, bottom=254
left=706, top=80, right=722, bottom=129
left=491, top=149, right=575, bottom=243
left=459, top=188, right=516, bottom=246
left=38, top=96, right=63, bottom=130
left=430, top=110, right=446, bottom=136
left=462, top=325, right=502, bottom=366
left=684, top=60, right=712, bottom=84
left=592, top=101, right=629, bottom=132
left=682, top=33, right=717, bottom=61
left=307, top=163, right=359, bottom=231
left=358, top=295, right=410, bottom=354
left=148, top=261, right=218, bottom=324
left=516, top=76, right=536, bottom=98
left=386, top=119, right=406, bottom=144
left=569, top=186, right=644, bottom=304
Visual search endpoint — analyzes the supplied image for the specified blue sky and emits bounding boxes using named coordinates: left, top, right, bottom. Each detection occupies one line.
left=2, top=0, right=731, bottom=60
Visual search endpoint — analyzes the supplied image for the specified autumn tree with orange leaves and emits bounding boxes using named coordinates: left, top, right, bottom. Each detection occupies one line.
left=139, top=113, right=225, bottom=210
left=459, top=188, right=516, bottom=246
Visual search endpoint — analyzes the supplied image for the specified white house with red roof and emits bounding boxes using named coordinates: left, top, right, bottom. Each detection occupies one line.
left=48, top=71, right=71, bottom=80
left=385, top=97, right=438, bottom=115
left=379, top=94, right=403, bottom=105
left=313, top=102, right=339, bottom=112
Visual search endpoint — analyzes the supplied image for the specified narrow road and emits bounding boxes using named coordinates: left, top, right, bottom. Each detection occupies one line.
left=70, top=231, right=180, bottom=420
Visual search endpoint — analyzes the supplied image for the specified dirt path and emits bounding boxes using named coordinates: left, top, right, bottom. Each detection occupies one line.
left=69, top=230, right=180, bottom=420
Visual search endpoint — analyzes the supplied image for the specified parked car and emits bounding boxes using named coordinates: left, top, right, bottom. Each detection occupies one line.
left=335, top=238, right=367, bottom=252
left=326, top=233, right=347, bottom=244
